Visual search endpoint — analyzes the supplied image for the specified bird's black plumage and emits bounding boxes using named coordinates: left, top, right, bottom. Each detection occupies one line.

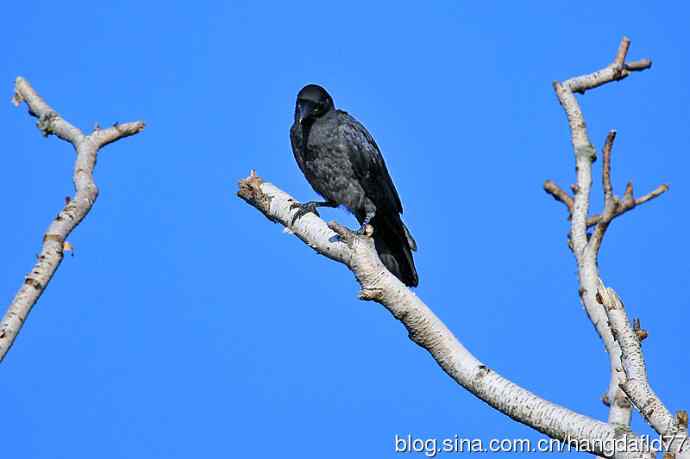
left=290, top=84, right=418, bottom=287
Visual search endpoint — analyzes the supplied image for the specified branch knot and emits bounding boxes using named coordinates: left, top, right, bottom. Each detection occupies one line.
left=575, top=144, right=597, bottom=161
left=358, top=287, right=385, bottom=301
left=37, top=111, right=59, bottom=137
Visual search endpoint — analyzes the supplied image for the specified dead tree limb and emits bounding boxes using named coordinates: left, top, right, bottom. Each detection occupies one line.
left=548, top=37, right=687, bottom=457
left=238, top=172, right=656, bottom=459
left=0, top=77, right=145, bottom=362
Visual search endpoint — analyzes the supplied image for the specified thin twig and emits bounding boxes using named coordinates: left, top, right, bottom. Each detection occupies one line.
left=590, top=131, right=618, bottom=254
left=614, top=37, right=631, bottom=67
left=602, top=131, right=616, bottom=199
left=561, top=36, right=652, bottom=95
left=585, top=184, right=669, bottom=227
left=544, top=180, right=574, bottom=213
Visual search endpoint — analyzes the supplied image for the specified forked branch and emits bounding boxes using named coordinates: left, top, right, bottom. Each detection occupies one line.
left=549, top=37, right=687, bottom=456
left=543, top=129, right=668, bottom=230
left=0, top=77, right=145, bottom=362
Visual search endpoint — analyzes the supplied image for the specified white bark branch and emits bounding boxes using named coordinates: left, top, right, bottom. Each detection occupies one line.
left=238, top=172, right=656, bottom=459
left=598, top=285, right=688, bottom=454
left=543, top=179, right=667, bottom=230
left=0, top=77, right=145, bottom=362
left=550, top=37, right=687, bottom=457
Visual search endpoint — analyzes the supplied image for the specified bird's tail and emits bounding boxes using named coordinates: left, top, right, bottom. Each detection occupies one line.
left=371, top=212, right=418, bottom=287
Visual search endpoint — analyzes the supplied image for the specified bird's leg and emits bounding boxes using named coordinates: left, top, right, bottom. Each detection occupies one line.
left=290, top=200, right=337, bottom=225
left=355, top=211, right=376, bottom=235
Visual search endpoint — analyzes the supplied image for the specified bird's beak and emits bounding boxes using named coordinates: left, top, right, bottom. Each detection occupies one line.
left=297, top=100, right=316, bottom=125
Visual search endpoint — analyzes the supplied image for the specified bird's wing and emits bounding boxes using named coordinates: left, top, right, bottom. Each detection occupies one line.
left=335, top=111, right=403, bottom=214
left=289, top=122, right=308, bottom=174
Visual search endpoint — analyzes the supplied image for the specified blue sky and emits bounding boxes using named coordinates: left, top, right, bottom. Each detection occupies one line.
left=1, top=1, right=688, bottom=457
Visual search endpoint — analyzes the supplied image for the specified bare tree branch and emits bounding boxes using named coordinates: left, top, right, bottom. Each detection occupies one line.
left=544, top=177, right=668, bottom=229
left=597, top=285, right=683, bottom=443
left=558, top=37, right=651, bottom=97
left=0, top=77, right=145, bottom=362
left=545, top=36, right=664, bottom=232
left=590, top=130, right=618, bottom=254
left=550, top=37, right=687, bottom=457
left=238, top=172, right=656, bottom=459
left=544, top=180, right=574, bottom=214
left=585, top=183, right=669, bottom=228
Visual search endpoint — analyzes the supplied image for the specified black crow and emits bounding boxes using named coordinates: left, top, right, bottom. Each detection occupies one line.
left=289, top=84, right=418, bottom=287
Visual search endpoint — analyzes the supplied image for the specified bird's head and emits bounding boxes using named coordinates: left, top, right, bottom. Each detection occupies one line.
left=295, top=84, right=334, bottom=125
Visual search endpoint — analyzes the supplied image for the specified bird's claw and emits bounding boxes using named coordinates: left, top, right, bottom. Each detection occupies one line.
left=354, top=224, right=373, bottom=237
left=290, top=201, right=321, bottom=226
